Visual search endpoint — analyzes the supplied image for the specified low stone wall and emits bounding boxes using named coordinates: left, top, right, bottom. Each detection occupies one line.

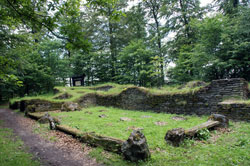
left=80, top=78, right=249, bottom=120
left=194, top=78, right=249, bottom=115
left=20, top=99, right=63, bottom=113
left=217, top=102, right=250, bottom=121
left=78, top=93, right=97, bottom=107
left=14, top=78, right=249, bottom=121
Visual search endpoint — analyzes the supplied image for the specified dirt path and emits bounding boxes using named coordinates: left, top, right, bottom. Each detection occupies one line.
left=0, top=108, right=101, bottom=166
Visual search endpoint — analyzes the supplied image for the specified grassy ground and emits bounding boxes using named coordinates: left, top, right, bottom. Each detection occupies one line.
left=7, top=81, right=250, bottom=165
left=10, top=82, right=206, bottom=104
left=0, top=121, right=40, bottom=166
left=50, top=107, right=250, bottom=166
left=50, top=106, right=208, bottom=144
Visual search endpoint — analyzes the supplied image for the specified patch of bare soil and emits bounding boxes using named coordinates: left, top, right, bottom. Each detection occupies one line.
left=0, top=108, right=102, bottom=166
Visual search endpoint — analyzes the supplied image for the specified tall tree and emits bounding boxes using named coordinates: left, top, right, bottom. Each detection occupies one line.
left=87, top=0, right=128, bottom=81
left=165, top=0, right=204, bottom=83
left=118, top=40, right=154, bottom=86
left=143, top=0, right=165, bottom=86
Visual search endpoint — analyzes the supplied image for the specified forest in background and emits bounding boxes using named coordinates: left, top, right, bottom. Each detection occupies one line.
left=0, top=0, right=250, bottom=100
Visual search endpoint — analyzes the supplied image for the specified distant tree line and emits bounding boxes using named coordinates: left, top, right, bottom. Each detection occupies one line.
left=0, top=0, right=249, bottom=101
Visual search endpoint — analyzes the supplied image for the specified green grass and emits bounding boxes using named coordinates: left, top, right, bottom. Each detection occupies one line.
left=149, top=85, right=202, bottom=95
left=10, top=82, right=207, bottom=104
left=10, top=93, right=55, bottom=103
left=0, top=122, right=40, bottom=166
left=50, top=106, right=207, bottom=145
left=49, top=106, right=249, bottom=165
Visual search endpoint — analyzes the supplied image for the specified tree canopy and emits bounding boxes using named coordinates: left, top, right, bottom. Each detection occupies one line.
left=0, top=0, right=249, bottom=101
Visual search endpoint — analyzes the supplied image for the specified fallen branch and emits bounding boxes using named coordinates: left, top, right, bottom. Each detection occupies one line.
left=165, top=114, right=229, bottom=146
left=27, top=112, right=45, bottom=120
left=185, top=120, right=220, bottom=137
left=56, top=125, right=123, bottom=153
left=26, top=112, right=150, bottom=160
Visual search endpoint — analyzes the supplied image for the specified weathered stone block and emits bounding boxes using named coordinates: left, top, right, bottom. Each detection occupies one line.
left=61, top=102, right=80, bottom=112
left=122, top=130, right=151, bottom=162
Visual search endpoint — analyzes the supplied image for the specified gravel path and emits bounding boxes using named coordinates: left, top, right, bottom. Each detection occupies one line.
left=0, top=108, right=101, bottom=166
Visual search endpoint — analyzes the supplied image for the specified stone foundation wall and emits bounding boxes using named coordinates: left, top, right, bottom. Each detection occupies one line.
left=191, top=78, right=248, bottom=115
left=217, top=102, right=250, bottom=121
left=93, top=78, right=249, bottom=120
left=20, top=99, right=63, bottom=113
left=15, top=78, right=249, bottom=120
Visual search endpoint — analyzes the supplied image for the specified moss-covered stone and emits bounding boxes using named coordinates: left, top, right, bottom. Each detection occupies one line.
left=20, top=99, right=63, bottom=113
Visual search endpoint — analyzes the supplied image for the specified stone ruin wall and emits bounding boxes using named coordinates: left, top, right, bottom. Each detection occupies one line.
left=19, top=99, right=63, bottom=113
left=217, top=102, right=250, bottom=121
left=13, top=78, right=249, bottom=121
left=94, top=78, right=249, bottom=120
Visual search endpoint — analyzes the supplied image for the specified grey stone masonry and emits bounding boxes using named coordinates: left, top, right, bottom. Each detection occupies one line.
left=94, top=78, right=249, bottom=120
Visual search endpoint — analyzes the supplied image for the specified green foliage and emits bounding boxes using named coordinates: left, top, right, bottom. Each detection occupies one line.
left=235, top=137, right=249, bottom=147
left=0, top=127, right=40, bottom=166
left=1, top=0, right=250, bottom=101
left=197, top=128, right=210, bottom=140
left=169, top=7, right=250, bottom=83
left=214, top=0, right=249, bottom=15
left=117, top=40, right=155, bottom=86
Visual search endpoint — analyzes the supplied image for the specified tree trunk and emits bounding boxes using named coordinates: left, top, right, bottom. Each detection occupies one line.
left=108, top=8, right=117, bottom=81
left=56, top=125, right=123, bottom=153
left=150, top=0, right=164, bottom=86
left=185, top=120, right=220, bottom=137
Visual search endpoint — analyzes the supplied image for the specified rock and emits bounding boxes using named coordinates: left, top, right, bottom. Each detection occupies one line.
left=172, top=116, right=187, bottom=121
left=37, top=113, right=60, bottom=129
left=208, top=114, right=229, bottom=128
left=38, top=112, right=50, bottom=124
left=84, top=111, right=93, bottom=114
left=120, top=117, right=132, bottom=121
left=99, top=114, right=107, bottom=118
left=121, top=130, right=151, bottom=162
left=61, top=102, right=80, bottom=112
left=165, top=128, right=185, bottom=147
left=49, top=117, right=57, bottom=130
left=141, top=115, right=152, bottom=118
left=154, top=121, right=168, bottom=126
